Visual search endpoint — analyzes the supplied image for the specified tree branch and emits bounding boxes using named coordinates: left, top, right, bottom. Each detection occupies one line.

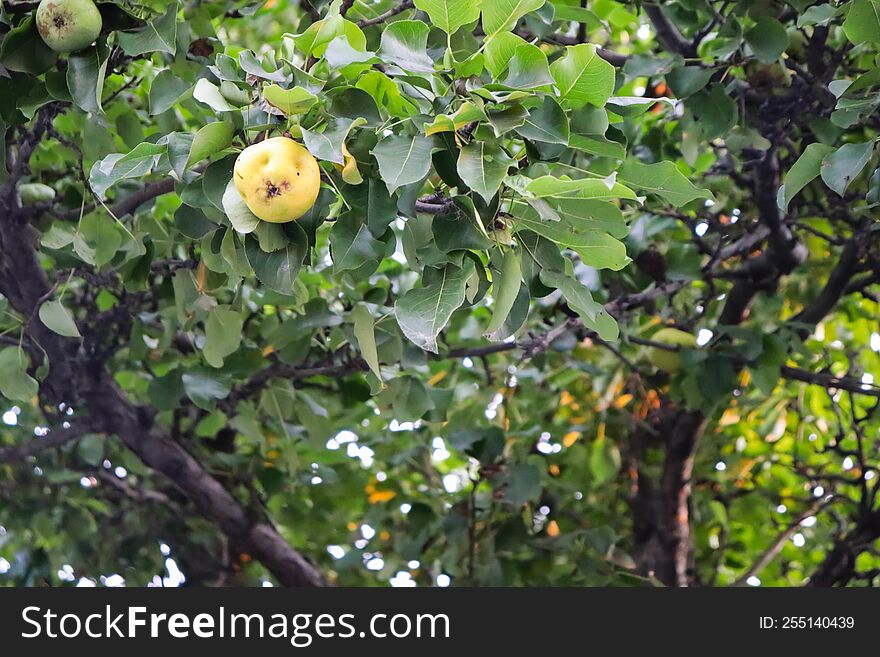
left=644, top=3, right=696, bottom=58
left=780, top=366, right=880, bottom=399
left=732, top=499, right=826, bottom=586
left=0, top=423, right=91, bottom=464
left=357, top=0, right=414, bottom=27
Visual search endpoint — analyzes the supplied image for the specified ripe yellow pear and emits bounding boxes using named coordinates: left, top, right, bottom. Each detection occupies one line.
left=648, top=327, right=697, bottom=373
left=233, top=137, right=320, bottom=224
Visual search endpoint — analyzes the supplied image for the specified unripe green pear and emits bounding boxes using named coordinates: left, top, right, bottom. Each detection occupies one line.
left=36, top=0, right=103, bottom=53
left=648, top=327, right=697, bottom=373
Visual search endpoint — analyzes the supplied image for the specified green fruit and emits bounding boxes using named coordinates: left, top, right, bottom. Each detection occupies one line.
left=18, top=182, right=56, bottom=206
left=36, top=0, right=103, bottom=53
left=648, top=327, right=697, bottom=373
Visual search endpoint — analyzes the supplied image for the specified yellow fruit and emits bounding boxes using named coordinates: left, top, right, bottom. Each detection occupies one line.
left=648, top=327, right=697, bottom=373
left=233, top=137, right=320, bottom=224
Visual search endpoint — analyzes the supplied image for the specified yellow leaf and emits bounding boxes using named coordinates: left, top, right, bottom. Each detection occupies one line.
left=546, top=520, right=560, bottom=537
left=427, top=370, right=447, bottom=386
left=612, top=393, right=633, bottom=409
left=719, top=408, right=740, bottom=427
left=340, top=143, right=362, bottom=185
left=262, top=345, right=275, bottom=357
left=368, top=489, right=396, bottom=504
left=196, top=260, right=207, bottom=293
left=548, top=464, right=560, bottom=476
left=562, top=431, right=580, bottom=448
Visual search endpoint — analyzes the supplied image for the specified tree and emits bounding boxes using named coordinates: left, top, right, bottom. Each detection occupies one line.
left=0, top=0, right=878, bottom=588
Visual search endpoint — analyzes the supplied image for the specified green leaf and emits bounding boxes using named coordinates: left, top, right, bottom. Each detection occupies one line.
left=617, top=160, right=714, bottom=206
left=262, top=85, right=318, bottom=115
left=254, top=221, right=290, bottom=252
left=383, top=376, right=434, bottom=420
left=571, top=231, right=630, bottom=271
left=568, top=134, right=626, bottom=159
left=39, top=300, right=81, bottom=338
left=540, top=270, right=619, bottom=340
left=323, top=35, right=376, bottom=71
left=222, top=180, right=261, bottom=234
left=186, top=122, right=235, bottom=168
left=117, top=4, right=178, bottom=56
left=182, top=367, right=231, bottom=409
left=665, top=66, right=712, bottom=98
left=302, top=118, right=363, bottom=165
left=449, top=426, right=506, bottom=461
left=513, top=202, right=629, bottom=270
left=149, top=69, right=191, bottom=115
left=482, top=0, right=546, bottom=39
left=412, top=0, right=482, bottom=35
left=745, top=16, right=788, bottom=64
left=395, top=262, right=472, bottom=352
left=193, top=79, right=238, bottom=112
left=74, top=214, right=123, bottom=268
left=550, top=44, right=616, bottom=109
left=244, top=228, right=308, bottom=294
left=590, top=437, right=620, bottom=486
left=550, top=199, right=628, bottom=238
left=688, top=85, right=737, bottom=139
left=457, top=141, right=515, bottom=202
left=159, top=131, right=194, bottom=179
left=516, top=97, right=569, bottom=144
left=352, top=303, right=383, bottom=383
left=525, top=175, right=639, bottom=201
left=797, top=4, right=840, bottom=28
left=378, top=20, right=434, bottom=73
left=485, top=248, right=522, bottom=338
left=89, top=142, right=167, bottom=197
left=237, top=50, right=286, bottom=81
left=843, top=0, right=880, bottom=44
left=820, top=141, right=875, bottom=195
left=0, top=348, right=38, bottom=403
left=499, top=43, right=554, bottom=89
left=203, top=307, right=243, bottom=368
left=0, top=15, right=55, bottom=75
left=372, top=134, right=434, bottom=194
left=356, top=71, right=418, bottom=118
left=294, top=15, right=366, bottom=56
left=484, top=32, right=529, bottom=78
left=504, top=463, right=541, bottom=506
left=67, top=45, right=108, bottom=114
left=330, top=213, right=385, bottom=275
left=433, top=199, right=492, bottom=251
left=780, top=142, right=836, bottom=209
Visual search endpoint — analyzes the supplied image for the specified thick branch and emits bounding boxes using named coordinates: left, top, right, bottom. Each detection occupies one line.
left=790, top=239, right=862, bottom=330
left=644, top=3, right=696, bottom=58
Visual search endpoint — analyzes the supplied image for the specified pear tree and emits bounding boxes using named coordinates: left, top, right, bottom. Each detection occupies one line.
left=0, top=0, right=879, bottom=589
